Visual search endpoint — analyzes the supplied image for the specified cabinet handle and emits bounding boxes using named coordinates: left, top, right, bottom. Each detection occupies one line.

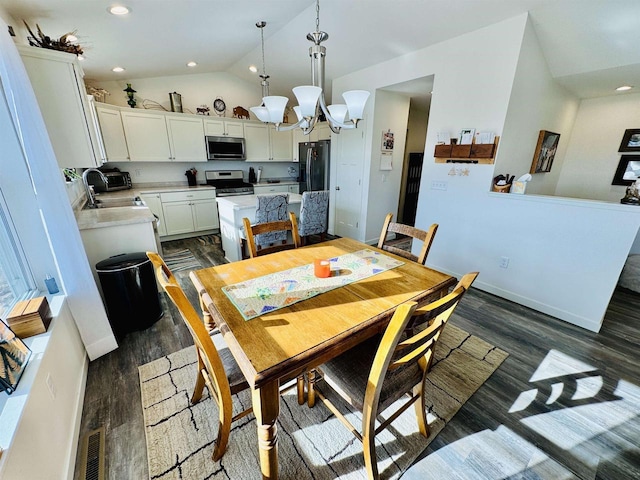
left=335, top=186, right=340, bottom=190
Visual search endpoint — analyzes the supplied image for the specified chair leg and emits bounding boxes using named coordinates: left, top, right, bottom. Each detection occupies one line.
left=297, top=375, right=305, bottom=405
left=307, top=369, right=318, bottom=407
left=414, top=383, right=429, bottom=437
left=191, top=358, right=206, bottom=404
left=362, top=427, right=379, bottom=480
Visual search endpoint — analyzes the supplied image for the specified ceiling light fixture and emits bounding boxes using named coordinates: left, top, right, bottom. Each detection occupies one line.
left=187, top=61, right=197, bottom=67
left=255, top=21, right=270, bottom=98
left=112, top=66, right=125, bottom=72
left=250, top=0, right=369, bottom=135
left=109, top=5, right=130, bottom=15
left=616, top=85, right=633, bottom=91
left=249, top=65, right=258, bottom=73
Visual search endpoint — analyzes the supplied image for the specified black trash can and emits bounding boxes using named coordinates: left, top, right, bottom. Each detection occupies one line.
left=96, top=252, right=163, bottom=340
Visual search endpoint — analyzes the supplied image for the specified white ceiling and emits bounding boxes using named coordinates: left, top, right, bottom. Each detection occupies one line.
left=2, top=0, right=640, bottom=101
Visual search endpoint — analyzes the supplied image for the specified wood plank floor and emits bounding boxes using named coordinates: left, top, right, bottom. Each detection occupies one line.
left=73, top=235, right=640, bottom=480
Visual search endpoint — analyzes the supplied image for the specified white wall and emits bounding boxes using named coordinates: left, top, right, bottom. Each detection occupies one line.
left=498, top=19, right=580, bottom=196
left=332, top=13, right=640, bottom=332
left=365, top=90, right=410, bottom=242
left=555, top=93, right=640, bottom=202
left=0, top=299, right=88, bottom=480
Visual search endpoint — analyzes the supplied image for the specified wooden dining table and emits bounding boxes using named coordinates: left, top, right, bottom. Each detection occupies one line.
left=189, top=237, right=456, bottom=479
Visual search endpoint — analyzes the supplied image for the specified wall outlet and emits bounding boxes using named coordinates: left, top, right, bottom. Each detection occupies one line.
left=46, top=372, right=56, bottom=400
left=134, top=169, right=142, bottom=177
left=431, top=180, right=448, bottom=190
left=499, top=256, right=510, bottom=269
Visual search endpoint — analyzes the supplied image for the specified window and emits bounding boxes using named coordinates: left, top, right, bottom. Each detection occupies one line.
left=0, top=189, right=36, bottom=318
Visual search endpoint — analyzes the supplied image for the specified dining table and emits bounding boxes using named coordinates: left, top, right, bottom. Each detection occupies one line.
left=189, top=236, right=456, bottom=479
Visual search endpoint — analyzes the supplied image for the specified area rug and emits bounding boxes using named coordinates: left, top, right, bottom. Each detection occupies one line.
left=139, top=324, right=508, bottom=480
left=163, top=249, right=201, bottom=272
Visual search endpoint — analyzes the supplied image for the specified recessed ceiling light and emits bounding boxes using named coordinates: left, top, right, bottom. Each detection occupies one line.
left=187, top=61, right=197, bottom=67
left=112, top=66, right=125, bottom=72
left=616, top=85, right=633, bottom=91
left=249, top=65, right=258, bottom=73
left=109, top=5, right=130, bottom=15
left=66, top=34, right=78, bottom=42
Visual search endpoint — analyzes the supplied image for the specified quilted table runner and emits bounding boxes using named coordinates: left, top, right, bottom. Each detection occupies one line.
left=223, top=249, right=404, bottom=320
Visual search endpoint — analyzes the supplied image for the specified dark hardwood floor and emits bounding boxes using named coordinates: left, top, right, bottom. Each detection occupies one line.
left=73, top=235, right=640, bottom=480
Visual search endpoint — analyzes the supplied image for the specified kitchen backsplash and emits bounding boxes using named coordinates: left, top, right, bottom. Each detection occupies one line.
left=105, top=161, right=298, bottom=185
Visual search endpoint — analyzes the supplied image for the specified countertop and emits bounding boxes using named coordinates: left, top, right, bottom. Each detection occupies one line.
left=216, top=193, right=303, bottom=210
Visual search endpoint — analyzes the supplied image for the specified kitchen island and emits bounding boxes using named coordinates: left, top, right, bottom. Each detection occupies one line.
left=217, top=193, right=302, bottom=262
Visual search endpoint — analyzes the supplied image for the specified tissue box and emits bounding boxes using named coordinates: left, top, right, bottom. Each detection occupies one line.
left=6, top=296, right=52, bottom=338
left=511, top=181, right=527, bottom=194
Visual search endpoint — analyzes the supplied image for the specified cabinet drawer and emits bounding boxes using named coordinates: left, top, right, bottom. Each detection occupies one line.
left=160, top=190, right=216, bottom=202
left=253, top=185, right=290, bottom=194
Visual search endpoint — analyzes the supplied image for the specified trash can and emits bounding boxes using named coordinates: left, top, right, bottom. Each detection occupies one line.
left=96, top=252, right=163, bottom=340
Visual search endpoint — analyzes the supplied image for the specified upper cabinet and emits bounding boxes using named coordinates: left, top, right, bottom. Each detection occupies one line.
left=204, top=118, right=244, bottom=137
left=121, top=110, right=172, bottom=162
left=244, top=123, right=270, bottom=161
left=95, top=104, right=129, bottom=162
left=165, top=114, right=206, bottom=161
left=311, top=123, right=331, bottom=142
left=18, top=45, right=105, bottom=168
left=269, top=126, right=293, bottom=161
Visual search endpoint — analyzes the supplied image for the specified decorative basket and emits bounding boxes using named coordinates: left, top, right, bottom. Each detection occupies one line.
left=492, top=183, right=511, bottom=193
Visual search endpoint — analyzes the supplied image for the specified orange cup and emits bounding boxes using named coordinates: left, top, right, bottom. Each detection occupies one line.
left=314, top=259, right=331, bottom=278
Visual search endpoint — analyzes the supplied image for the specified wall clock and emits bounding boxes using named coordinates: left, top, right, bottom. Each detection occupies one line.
left=213, top=97, right=226, bottom=117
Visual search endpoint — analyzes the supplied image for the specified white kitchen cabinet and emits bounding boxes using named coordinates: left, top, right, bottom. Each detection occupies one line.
left=292, top=129, right=306, bottom=162
left=166, top=114, right=206, bottom=161
left=203, top=118, right=244, bottom=137
left=95, top=104, right=130, bottom=162
left=121, top=110, right=172, bottom=162
left=244, top=123, right=270, bottom=161
left=253, top=184, right=290, bottom=194
left=160, top=190, right=219, bottom=237
left=311, top=123, right=332, bottom=141
left=288, top=184, right=299, bottom=194
left=269, top=126, right=293, bottom=161
left=139, top=193, right=167, bottom=236
left=18, top=45, right=105, bottom=168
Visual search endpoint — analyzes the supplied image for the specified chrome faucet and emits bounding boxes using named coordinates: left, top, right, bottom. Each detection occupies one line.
left=82, top=168, right=107, bottom=208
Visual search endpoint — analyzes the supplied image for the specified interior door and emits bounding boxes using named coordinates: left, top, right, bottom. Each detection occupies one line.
left=334, top=127, right=364, bottom=239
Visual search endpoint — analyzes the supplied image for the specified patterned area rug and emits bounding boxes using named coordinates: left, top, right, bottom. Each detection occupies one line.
left=139, top=324, right=508, bottom=479
left=163, top=249, right=202, bottom=272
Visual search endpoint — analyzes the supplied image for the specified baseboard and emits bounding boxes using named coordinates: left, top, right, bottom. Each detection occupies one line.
left=64, top=355, right=89, bottom=480
left=85, top=335, right=118, bottom=360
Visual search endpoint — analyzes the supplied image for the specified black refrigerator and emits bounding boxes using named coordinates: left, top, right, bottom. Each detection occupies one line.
left=298, top=140, right=330, bottom=193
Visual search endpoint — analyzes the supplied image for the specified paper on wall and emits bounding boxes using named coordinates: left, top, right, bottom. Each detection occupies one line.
left=380, top=152, right=393, bottom=171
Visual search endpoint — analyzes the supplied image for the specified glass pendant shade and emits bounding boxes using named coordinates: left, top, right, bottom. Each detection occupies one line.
left=250, top=106, right=271, bottom=123
left=342, top=90, right=370, bottom=120
left=327, top=104, right=348, bottom=124
left=293, top=106, right=310, bottom=129
left=263, top=96, right=289, bottom=123
left=293, top=86, right=322, bottom=117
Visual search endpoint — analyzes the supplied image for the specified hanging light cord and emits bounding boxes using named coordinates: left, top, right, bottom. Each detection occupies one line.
left=260, top=24, right=266, bottom=77
left=315, top=0, right=320, bottom=32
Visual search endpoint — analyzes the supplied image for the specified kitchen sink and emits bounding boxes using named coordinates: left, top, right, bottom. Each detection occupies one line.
left=84, top=196, right=144, bottom=209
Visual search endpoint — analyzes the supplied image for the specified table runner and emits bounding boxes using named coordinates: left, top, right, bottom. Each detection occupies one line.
left=223, top=249, right=404, bottom=320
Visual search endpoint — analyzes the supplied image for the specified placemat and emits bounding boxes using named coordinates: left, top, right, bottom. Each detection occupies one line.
left=223, top=249, right=404, bottom=320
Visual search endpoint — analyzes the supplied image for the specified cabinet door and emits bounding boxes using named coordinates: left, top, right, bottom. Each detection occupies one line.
left=269, top=126, right=293, bottom=161
left=315, top=123, right=332, bottom=141
left=253, top=185, right=289, bottom=194
left=162, top=201, right=195, bottom=235
left=244, top=123, right=270, bottom=161
left=121, top=111, right=171, bottom=162
left=166, top=115, right=206, bottom=162
left=288, top=184, right=299, bottom=194
left=140, top=193, right=167, bottom=236
left=192, top=199, right=219, bottom=231
left=203, top=118, right=225, bottom=136
left=225, top=120, right=244, bottom=138
left=292, top=129, right=306, bottom=162
left=18, top=46, right=101, bottom=168
left=96, top=105, right=130, bottom=162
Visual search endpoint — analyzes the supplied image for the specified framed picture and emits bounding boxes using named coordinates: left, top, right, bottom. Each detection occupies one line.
left=0, top=318, right=31, bottom=395
left=382, top=130, right=394, bottom=151
left=618, top=129, right=640, bottom=152
left=530, top=130, right=560, bottom=174
left=612, top=155, right=640, bottom=185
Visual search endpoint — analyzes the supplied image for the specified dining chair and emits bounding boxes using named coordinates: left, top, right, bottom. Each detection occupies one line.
left=243, top=211, right=301, bottom=258
left=254, top=193, right=290, bottom=247
left=377, top=212, right=438, bottom=265
left=306, top=272, right=478, bottom=479
left=146, top=251, right=252, bottom=461
left=298, top=190, right=330, bottom=245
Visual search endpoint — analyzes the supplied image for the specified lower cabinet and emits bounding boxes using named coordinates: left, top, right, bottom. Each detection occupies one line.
left=253, top=184, right=300, bottom=195
left=139, top=193, right=167, bottom=236
left=160, top=190, right=219, bottom=236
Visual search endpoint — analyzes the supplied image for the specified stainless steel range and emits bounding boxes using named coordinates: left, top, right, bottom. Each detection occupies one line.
left=205, top=170, right=254, bottom=197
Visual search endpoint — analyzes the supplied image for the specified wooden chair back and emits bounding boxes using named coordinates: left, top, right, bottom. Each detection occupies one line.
left=243, top=211, right=301, bottom=258
left=377, top=213, right=438, bottom=265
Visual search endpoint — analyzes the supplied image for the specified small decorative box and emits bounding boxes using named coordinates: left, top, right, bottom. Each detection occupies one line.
left=7, top=296, right=52, bottom=338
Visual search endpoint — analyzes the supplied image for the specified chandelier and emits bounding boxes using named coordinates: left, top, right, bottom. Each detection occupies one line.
left=250, top=0, right=369, bottom=135
left=255, top=21, right=270, bottom=98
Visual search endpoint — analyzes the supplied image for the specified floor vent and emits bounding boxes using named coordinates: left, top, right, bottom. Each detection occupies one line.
left=79, top=427, right=105, bottom=480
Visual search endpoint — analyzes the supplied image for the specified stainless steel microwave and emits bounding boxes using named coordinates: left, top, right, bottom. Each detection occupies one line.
left=205, top=135, right=246, bottom=160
